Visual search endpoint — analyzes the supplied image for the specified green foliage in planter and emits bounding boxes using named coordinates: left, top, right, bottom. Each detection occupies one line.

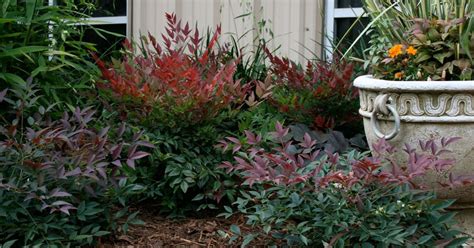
left=410, top=18, right=473, bottom=80
left=0, top=82, right=151, bottom=246
left=219, top=123, right=470, bottom=246
left=359, top=0, right=473, bottom=81
left=369, top=18, right=473, bottom=81
left=363, top=0, right=473, bottom=55
left=0, top=0, right=100, bottom=109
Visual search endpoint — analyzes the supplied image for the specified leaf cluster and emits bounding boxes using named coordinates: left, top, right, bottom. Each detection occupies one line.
left=0, top=82, right=151, bottom=246
left=265, top=50, right=360, bottom=131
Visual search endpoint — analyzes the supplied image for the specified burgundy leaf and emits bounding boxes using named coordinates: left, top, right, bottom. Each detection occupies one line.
left=64, top=168, right=81, bottom=177
left=112, top=143, right=123, bottom=159
left=112, top=160, right=122, bottom=167
left=98, top=126, right=110, bottom=138
left=127, top=144, right=138, bottom=158
left=232, top=144, right=242, bottom=154
left=273, top=121, right=289, bottom=139
left=129, top=151, right=150, bottom=160
left=50, top=188, right=72, bottom=198
left=225, top=137, right=240, bottom=144
left=126, top=159, right=136, bottom=169
left=244, top=130, right=259, bottom=145
left=444, top=137, right=462, bottom=146
left=97, top=167, right=107, bottom=179
left=218, top=161, right=234, bottom=174
left=117, top=122, right=126, bottom=137
left=58, top=205, right=76, bottom=215
left=136, top=140, right=155, bottom=148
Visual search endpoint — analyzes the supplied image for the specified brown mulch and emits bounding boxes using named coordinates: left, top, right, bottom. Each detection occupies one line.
left=99, top=207, right=280, bottom=247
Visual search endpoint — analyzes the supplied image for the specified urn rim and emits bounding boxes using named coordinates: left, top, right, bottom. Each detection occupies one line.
left=354, top=75, right=474, bottom=92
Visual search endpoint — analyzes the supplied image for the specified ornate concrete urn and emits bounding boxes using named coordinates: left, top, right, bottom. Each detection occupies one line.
left=354, top=75, right=474, bottom=207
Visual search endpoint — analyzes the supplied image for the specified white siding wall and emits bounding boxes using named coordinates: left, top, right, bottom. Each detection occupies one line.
left=131, top=0, right=324, bottom=64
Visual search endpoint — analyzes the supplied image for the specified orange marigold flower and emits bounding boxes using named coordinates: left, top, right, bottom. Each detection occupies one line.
left=388, top=44, right=404, bottom=58
left=394, top=72, right=404, bottom=79
left=406, top=46, right=417, bottom=55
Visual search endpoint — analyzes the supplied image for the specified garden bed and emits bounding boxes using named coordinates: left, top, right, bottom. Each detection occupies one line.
left=1, top=1, right=473, bottom=247
left=102, top=208, right=273, bottom=247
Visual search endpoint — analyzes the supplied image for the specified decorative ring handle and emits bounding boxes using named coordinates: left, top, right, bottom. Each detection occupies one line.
left=370, top=94, right=400, bottom=140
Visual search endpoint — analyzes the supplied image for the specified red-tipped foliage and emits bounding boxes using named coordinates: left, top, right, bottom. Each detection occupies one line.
left=219, top=123, right=474, bottom=190
left=95, top=13, right=250, bottom=126
left=265, top=49, right=359, bottom=129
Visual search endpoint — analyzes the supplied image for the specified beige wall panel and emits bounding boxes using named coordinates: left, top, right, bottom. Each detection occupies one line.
left=131, top=0, right=323, bottom=64
left=219, top=0, right=254, bottom=55
left=303, top=0, right=323, bottom=61
left=178, top=0, right=217, bottom=32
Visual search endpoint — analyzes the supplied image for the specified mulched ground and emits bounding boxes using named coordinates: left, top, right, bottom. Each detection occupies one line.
left=99, top=206, right=279, bottom=247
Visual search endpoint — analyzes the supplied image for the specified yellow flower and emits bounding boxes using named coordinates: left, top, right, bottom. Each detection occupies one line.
left=406, top=46, right=417, bottom=56
left=394, top=72, right=404, bottom=79
left=388, top=44, right=404, bottom=58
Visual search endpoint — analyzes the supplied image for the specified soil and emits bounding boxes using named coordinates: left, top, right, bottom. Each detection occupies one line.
left=99, top=206, right=280, bottom=247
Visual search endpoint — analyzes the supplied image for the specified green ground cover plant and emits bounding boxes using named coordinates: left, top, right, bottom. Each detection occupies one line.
left=218, top=123, right=470, bottom=246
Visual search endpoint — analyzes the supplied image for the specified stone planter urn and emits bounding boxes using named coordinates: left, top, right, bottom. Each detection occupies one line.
left=354, top=75, right=474, bottom=207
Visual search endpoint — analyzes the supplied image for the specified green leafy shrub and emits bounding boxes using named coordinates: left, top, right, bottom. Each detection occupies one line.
left=129, top=126, right=235, bottom=215
left=0, top=82, right=152, bottom=246
left=0, top=0, right=100, bottom=108
left=219, top=123, right=470, bottom=246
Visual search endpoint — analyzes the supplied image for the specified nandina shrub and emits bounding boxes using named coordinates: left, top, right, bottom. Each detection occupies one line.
left=218, top=122, right=470, bottom=246
left=0, top=82, right=152, bottom=246
left=265, top=50, right=360, bottom=132
left=95, top=13, right=251, bottom=128
left=94, top=13, right=256, bottom=215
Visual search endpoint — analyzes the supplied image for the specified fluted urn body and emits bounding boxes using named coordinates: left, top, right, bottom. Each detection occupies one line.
left=355, top=75, right=474, bottom=207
